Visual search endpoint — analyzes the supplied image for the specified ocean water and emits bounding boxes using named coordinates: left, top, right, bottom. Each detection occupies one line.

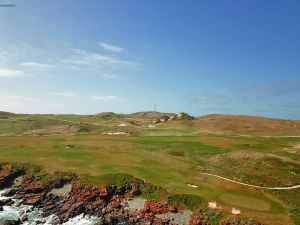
left=0, top=189, right=100, bottom=225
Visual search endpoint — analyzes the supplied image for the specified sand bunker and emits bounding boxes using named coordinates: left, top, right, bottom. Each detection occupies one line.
left=208, top=201, right=217, bottom=209
left=231, top=208, right=241, bottom=214
left=102, top=132, right=129, bottom=135
left=186, top=183, right=198, bottom=188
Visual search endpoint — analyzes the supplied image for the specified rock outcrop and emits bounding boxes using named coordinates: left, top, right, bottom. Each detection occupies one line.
left=0, top=165, right=263, bottom=225
left=0, top=165, right=19, bottom=189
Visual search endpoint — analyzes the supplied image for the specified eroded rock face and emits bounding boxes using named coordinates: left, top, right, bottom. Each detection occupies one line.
left=12, top=173, right=49, bottom=207
left=42, top=184, right=182, bottom=224
left=0, top=165, right=18, bottom=189
left=58, top=184, right=110, bottom=222
left=141, top=200, right=176, bottom=220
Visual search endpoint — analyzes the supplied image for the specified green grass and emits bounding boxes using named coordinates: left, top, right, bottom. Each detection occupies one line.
left=219, top=192, right=272, bottom=211
left=0, top=133, right=298, bottom=224
left=169, top=194, right=207, bottom=211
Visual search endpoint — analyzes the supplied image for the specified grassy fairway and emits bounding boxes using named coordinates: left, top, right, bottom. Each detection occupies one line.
left=0, top=134, right=297, bottom=224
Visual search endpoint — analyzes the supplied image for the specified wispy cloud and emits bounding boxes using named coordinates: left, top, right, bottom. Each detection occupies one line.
left=64, top=49, right=143, bottom=70
left=101, top=73, right=118, bottom=79
left=91, top=95, right=118, bottom=101
left=21, top=62, right=52, bottom=69
left=50, top=92, right=77, bottom=97
left=99, top=42, right=124, bottom=52
left=185, top=94, right=219, bottom=104
left=243, top=81, right=300, bottom=95
left=270, top=102, right=300, bottom=109
left=0, top=68, right=28, bottom=78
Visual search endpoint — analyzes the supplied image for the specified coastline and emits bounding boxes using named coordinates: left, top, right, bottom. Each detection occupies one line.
left=0, top=163, right=263, bottom=225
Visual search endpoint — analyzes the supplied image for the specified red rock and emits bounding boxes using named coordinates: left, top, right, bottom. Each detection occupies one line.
left=23, top=183, right=46, bottom=193
left=111, top=195, right=122, bottom=203
left=141, top=200, right=174, bottom=215
left=43, top=202, right=56, bottom=211
left=57, top=184, right=113, bottom=221
left=23, top=193, right=45, bottom=206
left=189, top=213, right=210, bottom=225
left=99, top=187, right=109, bottom=198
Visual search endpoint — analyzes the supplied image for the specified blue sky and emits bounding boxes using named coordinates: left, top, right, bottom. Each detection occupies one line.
left=0, top=0, right=300, bottom=118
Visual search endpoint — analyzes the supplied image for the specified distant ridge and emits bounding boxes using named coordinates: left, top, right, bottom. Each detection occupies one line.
left=1, top=111, right=300, bottom=136
left=192, top=114, right=300, bottom=135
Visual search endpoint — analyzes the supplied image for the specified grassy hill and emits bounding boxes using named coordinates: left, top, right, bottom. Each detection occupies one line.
left=0, top=111, right=299, bottom=224
left=1, top=111, right=300, bottom=136
left=158, top=114, right=300, bottom=136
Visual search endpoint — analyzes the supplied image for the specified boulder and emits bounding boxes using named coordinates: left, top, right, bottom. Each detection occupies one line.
left=0, top=220, right=20, bottom=225
left=0, top=198, right=13, bottom=206
left=2, top=188, right=16, bottom=197
left=23, top=193, right=45, bottom=206
left=23, top=183, right=47, bottom=194
left=19, top=213, right=28, bottom=222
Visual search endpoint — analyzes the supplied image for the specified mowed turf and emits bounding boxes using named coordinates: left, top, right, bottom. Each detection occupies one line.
left=0, top=134, right=297, bottom=224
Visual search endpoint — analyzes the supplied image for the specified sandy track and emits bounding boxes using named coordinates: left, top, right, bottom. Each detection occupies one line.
left=201, top=172, right=300, bottom=190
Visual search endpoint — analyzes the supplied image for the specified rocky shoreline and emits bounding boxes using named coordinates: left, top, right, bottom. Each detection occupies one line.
left=0, top=164, right=201, bottom=225
left=0, top=164, right=262, bottom=225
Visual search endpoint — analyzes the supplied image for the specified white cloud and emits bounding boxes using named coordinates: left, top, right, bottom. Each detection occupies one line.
left=0, top=68, right=28, bottom=78
left=21, top=62, right=52, bottom=69
left=64, top=49, right=143, bottom=70
left=186, top=95, right=219, bottom=104
left=91, top=95, right=118, bottom=101
left=99, top=42, right=124, bottom=52
left=49, top=92, right=77, bottom=97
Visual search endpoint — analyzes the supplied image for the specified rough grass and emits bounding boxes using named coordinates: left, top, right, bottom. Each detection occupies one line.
left=268, top=189, right=300, bottom=225
left=198, top=152, right=300, bottom=187
left=169, top=194, right=207, bottom=211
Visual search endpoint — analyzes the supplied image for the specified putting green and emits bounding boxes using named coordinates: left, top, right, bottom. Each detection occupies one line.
left=218, top=192, right=271, bottom=211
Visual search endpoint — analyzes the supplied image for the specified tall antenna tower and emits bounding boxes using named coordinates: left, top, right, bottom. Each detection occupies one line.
left=154, top=103, right=157, bottom=112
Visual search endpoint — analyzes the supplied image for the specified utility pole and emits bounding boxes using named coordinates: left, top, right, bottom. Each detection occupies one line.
left=154, top=103, right=157, bottom=112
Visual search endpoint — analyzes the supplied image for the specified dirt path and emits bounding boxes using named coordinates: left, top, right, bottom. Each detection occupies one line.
left=236, top=134, right=300, bottom=138
left=201, top=172, right=300, bottom=190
